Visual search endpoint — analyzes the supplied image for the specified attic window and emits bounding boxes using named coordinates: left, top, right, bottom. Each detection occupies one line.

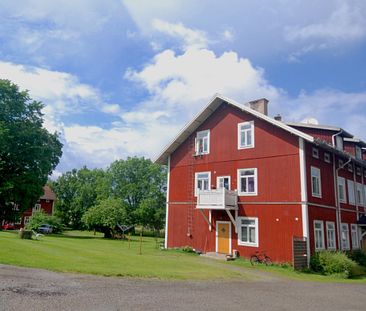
left=195, top=130, right=210, bottom=155
left=324, top=152, right=331, bottom=163
left=338, top=159, right=344, bottom=168
left=356, top=146, right=362, bottom=160
left=312, top=147, right=319, bottom=159
left=347, top=164, right=353, bottom=173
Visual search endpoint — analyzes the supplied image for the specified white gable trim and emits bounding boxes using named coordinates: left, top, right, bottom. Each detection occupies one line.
left=154, top=94, right=314, bottom=165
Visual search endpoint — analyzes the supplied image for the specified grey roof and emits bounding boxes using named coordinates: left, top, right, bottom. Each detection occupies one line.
left=286, top=122, right=353, bottom=138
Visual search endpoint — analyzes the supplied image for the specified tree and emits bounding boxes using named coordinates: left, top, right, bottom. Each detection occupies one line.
left=50, top=167, right=108, bottom=229
left=135, top=197, right=165, bottom=232
left=0, top=80, right=62, bottom=224
left=25, top=210, right=63, bottom=233
left=82, top=198, right=129, bottom=238
left=108, top=157, right=166, bottom=225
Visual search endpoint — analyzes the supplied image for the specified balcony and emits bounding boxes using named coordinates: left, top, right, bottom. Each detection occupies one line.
left=196, top=188, right=238, bottom=210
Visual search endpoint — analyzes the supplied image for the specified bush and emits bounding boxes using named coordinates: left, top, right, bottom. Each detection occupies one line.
left=347, top=249, right=366, bottom=267
left=310, top=251, right=357, bottom=278
left=181, top=246, right=195, bottom=253
left=25, top=210, right=63, bottom=233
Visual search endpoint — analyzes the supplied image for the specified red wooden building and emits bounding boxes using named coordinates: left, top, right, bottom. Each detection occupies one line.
left=155, top=94, right=366, bottom=265
left=20, top=185, right=56, bottom=227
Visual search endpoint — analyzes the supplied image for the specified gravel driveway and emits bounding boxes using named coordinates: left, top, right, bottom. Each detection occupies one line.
left=0, top=264, right=365, bottom=311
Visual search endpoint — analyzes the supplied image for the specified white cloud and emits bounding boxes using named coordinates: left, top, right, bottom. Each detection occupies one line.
left=286, top=3, right=366, bottom=42
left=221, top=29, right=234, bottom=42
left=152, top=19, right=209, bottom=50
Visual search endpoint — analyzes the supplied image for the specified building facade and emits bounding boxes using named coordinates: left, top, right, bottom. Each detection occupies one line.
left=155, top=94, right=366, bottom=265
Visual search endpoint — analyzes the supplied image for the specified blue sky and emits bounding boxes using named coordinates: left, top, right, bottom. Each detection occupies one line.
left=0, top=0, right=365, bottom=176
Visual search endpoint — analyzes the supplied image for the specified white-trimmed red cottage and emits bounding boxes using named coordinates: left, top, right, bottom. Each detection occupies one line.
left=155, top=94, right=366, bottom=266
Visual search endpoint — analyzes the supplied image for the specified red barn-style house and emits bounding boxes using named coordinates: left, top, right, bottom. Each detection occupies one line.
left=155, top=94, right=366, bottom=266
left=20, top=185, right=56, bottom=227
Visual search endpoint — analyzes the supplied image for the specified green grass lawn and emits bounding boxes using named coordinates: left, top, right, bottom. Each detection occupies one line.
left=0, top=230, right=250, bottom=280
left=1, top=230, right=365, bottom=282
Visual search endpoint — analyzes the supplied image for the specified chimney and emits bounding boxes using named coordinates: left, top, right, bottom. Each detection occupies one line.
left=274, top=114, right=282, bottom=121
left=248, top=98, right=269, bottom=116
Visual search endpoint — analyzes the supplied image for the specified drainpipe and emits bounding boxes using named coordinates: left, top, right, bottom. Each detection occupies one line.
left=334, top=155, right=352, bottom=250
left=332, top=130, right=343, bottom=149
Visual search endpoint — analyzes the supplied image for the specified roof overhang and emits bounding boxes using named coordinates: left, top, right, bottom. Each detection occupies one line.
left=286, top=122, right=353, bottom=138
left=154, top=94, right=314, bottom=165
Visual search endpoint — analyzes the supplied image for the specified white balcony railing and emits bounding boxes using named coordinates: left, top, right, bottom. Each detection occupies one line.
left=196, top=188, right=238, bottom=210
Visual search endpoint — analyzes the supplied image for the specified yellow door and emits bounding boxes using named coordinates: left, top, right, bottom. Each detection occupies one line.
left=217, top=222, right=230, bottom=254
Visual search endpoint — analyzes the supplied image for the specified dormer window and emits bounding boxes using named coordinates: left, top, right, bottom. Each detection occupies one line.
left=338, top=159, right=344, bottom=168
left=356, top=167, right=361, bottom=176
left=312, top=147, right=319, bottom=159
left=356, top=146, right=362, bottom=160
left=238, top=121, right=254, bottom=149
left=324, top=152, right=331, bottom=163
left=347, top=163, right=353, bottom=173
left=195, top=130, right=210, bottom=155
left=335, top=136, right=343, bottom=151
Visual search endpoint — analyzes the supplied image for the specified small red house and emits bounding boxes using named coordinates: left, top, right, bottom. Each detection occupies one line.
left=20, top=186, right=56, bottom=227
left=155, top=94, right=366, bottom=266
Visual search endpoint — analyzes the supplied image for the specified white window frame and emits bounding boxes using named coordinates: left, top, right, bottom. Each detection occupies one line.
left=312, top=147, right=319, bottom=159
left=237, top=168, right=258, bottom=196
left=326, top=221, right=336, bottom=250
left=216, top=176, right=231, bottom=190
left=337, top=177, right=347, bottom=203
left=32, top=203, right=42, bottom=214
left=347, top=163, right=353, bottom=173
left=356, top=183, right=364, bottom=206
left=311, top=166, right=322, bottom=198
left=336, top=136, right=343, bottom=151
left=341, top=223, right=350, bottom=250
left=238, top=121, right=254, bottom=149
left=351, top=224, right=359, bottom=249
left=237, top=217, right=259, bottom=247
left=356, top=167, right=361, bottom=176
left=314, top=220, right=325, bottom=251
left=347, top=180, right=355, bottom=205
left=194, top=171, right=211, bottom=197
left=195, top=130, right=210, bottom=155
left=23, top=216, right=30, bottom=225
left=324, top=152, right=331, bottom=163
left=338, top=159, right=344, bottom=168
left=356, top=146, right=362, bottom=160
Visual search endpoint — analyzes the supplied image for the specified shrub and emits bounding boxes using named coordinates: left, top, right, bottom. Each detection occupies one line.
left=26, top=210, right=63, bottom=233
left=181, top=246, right=195, bottom=253
left=347, top=249, right=366, bottom=267
left=310, top=251, right=357, bottom=278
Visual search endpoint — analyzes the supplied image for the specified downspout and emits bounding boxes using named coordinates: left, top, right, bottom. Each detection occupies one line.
left=332, top=130, right=343, bottom=149
left=164, top=156, right=171, bottom=249
left=334, top=155, right=352, bottom=250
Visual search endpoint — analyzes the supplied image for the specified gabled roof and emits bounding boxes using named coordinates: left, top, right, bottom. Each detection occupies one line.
left=40, top=185, right=56, bottom=201
left=154, top=94, right=314, bottom=165
left=286, top=122, right=353, bottom=138
left=344, top=137, right=366, bottom=147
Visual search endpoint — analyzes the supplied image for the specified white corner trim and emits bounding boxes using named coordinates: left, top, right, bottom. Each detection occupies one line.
left=299, top=138, right=310, bottom=264
left=164, top=156, right=171, bottom=249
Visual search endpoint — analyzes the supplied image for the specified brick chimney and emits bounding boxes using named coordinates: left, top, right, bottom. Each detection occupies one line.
left=248, top=98, right=269, bottom=116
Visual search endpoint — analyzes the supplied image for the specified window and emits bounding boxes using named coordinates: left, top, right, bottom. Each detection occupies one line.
left=32, top=203, right=41, bottom=213
left=195, top=130, right=210, bottom=155
left=356, top=183, right=364, bottom=206
left=324, top=152, right=331, bottom=163
left=314, top=220, right=325, bottom=250
left=347, top=180, right=355, bottom=205
left=195, top=172, right=211, bottom=196
left=347, top=163, right=353, bottom=173
left=341, top=223, right=350, bottom=250
left=326, top=221, right=336, bottom=250
left=336, top=136, right=343, bottom=151
left=356, top=167, right=361, bottom=176
left=364, top=185, right=366, bottom=207
left=311, top=167, right=322, bottom=198
left=351, top=224, right=359, bottom=249
left=356, top=146, right=362, bottom=160
left=217, top=176, right=231, bottom=190
left=312, top=147, right=319, bottom=159
left=237, top=168, right=257, bottom=196
left=338, top=159, right=344, bottom=168
left=238, top=217, right=258, bottom=247
left=23, top=216, right=30, bottom=225
left=337, top=177, right=347, bottom=203
left=238, top=121, right=254, bottom=149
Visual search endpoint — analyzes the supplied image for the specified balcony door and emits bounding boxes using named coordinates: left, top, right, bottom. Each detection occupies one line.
left=216, top=221, right=231, bottom=254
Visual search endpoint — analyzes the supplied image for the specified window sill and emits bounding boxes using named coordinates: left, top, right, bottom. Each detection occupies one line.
left=238, top=192, right=257, bottom=196
left=238, top=145, right=254, bottom=150
left=238, top=242, right=258, bottom=247
left=312, top=193, right=322, bottom=198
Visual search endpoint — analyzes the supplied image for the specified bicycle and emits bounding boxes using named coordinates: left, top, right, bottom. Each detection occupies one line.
left=250, top=251, right=272, bottom=266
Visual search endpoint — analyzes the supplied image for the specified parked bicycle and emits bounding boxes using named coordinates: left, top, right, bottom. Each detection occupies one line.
left=250, top=251, right=272, bottom=266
